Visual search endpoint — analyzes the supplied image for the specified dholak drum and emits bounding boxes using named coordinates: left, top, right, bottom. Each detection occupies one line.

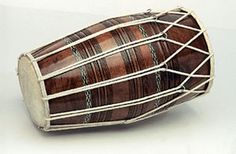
left=18, top=7, right=214, bottom=131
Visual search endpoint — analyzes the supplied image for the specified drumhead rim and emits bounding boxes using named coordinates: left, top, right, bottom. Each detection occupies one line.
left=18, top=54, right=47, bottom=129
left=180, top=7, right=214, bottom=94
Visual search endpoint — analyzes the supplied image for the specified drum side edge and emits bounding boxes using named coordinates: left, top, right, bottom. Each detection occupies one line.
left=181, top=7, right=215, bottom=93
left=18, top=54, right=47, bottom=129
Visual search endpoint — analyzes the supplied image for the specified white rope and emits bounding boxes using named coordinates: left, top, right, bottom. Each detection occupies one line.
left=45, top=77, right=212, bottom=131
left=46, top=53, right=212, bottom=120
left=43, top=67, right=209, bottom=101
left=127, top=54, right=213, bottom=123
left=168, top=11, right=187, bottom=15
left=49, top=71, right=205, bottom=118
left=161, top=11, right=191, bottom=34
left=165, top=38, right=209, bottom=55
left=28, top=9, right=186, bottom=57
left=42, top=29, right=205, bottom=101
left=47, top=89, right=180, bottom=120
left=39, top=35, right=206, bottom=81
left=26, top=53, right=51, bottom=129
left=186, top=7, right=214, bottom=93
left=27, top=7, right=214, bottom=131
left=163, top=30, right=204, bottom=65
left=180, top=54, right=212, bottom=87
left=33, top=8, right=182, bottom=62
left=126, top=77, right=213, bottom=123
left=47, top=120, right=125, bottom=131
left=47, top=89, right=205, bottom=121
left=155, top=19, right=200, bottom=32
left=39, top=37, right=209, bottom=81
left=39, top=11, right=196, bottom=81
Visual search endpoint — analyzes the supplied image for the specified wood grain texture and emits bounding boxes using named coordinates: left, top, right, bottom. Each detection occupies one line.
left=32, top=10, right=211, bottom=126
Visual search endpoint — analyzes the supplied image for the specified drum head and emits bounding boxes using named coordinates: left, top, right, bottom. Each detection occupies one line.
left=18, top=55, right=46, bottom=128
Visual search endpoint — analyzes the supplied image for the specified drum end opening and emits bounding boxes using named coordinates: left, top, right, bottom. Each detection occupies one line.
left=18, top=55, right=47, bottom=129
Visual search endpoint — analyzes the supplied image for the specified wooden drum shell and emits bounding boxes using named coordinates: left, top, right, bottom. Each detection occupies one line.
left=18, top=7, right=214, bottom=131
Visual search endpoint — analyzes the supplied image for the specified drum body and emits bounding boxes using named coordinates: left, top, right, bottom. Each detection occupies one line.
left=18, top=7, right=214, bottom=131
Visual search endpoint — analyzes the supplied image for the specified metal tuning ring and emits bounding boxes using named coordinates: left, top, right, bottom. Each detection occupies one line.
left=162, top=32, right=168, bottom=39
left=181, top=85, right=186, bottom=92
left=144, top=9, right=152, bottom=15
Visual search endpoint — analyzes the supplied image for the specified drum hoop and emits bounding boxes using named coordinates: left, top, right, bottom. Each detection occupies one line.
left=22, top=53, right=51, bottom=130
left=182, top=7, right=214, bottom=94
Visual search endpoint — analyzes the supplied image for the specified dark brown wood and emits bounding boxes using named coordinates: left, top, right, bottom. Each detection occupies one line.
left=32, top=10, right=210, bottom=126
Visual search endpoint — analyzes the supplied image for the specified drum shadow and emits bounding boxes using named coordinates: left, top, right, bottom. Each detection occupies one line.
left=36, top=104, right=199, bottom=137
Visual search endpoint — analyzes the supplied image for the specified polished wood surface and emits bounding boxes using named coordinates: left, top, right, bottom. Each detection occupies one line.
left=31, top=10, right=210, bottom=126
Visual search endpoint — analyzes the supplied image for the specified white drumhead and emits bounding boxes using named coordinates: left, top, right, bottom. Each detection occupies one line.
left=18, top=55, right=46, bottom=128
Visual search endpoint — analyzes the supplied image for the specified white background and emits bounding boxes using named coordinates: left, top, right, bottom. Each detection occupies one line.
left=0, top=0, right=236, bottom=154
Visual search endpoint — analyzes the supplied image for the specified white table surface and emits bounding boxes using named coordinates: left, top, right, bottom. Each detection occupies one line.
left=0, top=3, right=236, bottom=154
